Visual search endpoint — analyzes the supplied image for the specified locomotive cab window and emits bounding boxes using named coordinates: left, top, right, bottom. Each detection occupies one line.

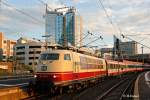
left=40, top=53, right=59, bottom=60
left=64, top=54, right=71, bottom=60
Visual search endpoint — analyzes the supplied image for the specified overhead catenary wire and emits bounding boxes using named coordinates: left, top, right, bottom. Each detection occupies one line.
left=125, top=34, right=150, bottom=36
left=98, top=0, right=123, bottom=39
left=122, top=34, right=150, bottom=50
left=1, top=0, right=44, bottom=24
left=98, top=0, right=127, bottom=60
left=0, top=0, right=2, bottom=13
left=0, top=0, right=1, bottom=6
left=37, top=0, right=53, bottom=10
left=1, top=0, right=56, bottom=34
left=97, top=0, right=118, bottom=35
left=75, top=31, right=93, bottom=46
left=123, top=33, right=150, bottom=44
left=80, top=36, right=103, bottom=48
left=0, top=27, right=19, bottom=33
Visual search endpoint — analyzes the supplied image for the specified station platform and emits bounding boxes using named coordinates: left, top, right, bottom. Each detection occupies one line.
left=134, top=71, right=150, bottom=100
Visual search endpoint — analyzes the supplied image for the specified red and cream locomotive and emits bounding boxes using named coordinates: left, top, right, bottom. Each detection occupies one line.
left=35, top=47, right=143, bottom=92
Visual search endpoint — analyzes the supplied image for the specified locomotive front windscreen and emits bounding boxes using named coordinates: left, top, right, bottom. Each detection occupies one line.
left=40, top=53, right=59, bottom=60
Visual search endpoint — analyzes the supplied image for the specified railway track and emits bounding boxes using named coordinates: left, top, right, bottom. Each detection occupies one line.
left=96, top=74, right=137, bottom=100
left=21, top=73, right=139, bottom=100
left=56, top=74, right=137, bottom=100
left=72, top=77, right=123, bottom=100
left=57, top=73, right=138, bottom=100
left=21, top=76, right=119, bottom=100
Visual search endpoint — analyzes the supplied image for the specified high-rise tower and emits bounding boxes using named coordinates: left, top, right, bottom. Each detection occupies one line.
left=45, top=7, right=82, bottom=47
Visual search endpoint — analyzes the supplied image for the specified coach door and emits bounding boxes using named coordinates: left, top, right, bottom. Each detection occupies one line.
left=72, top=53, right=79, bottom=80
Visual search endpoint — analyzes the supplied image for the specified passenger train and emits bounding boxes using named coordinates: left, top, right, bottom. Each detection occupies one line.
left=35, top=48, right=143, bottom=92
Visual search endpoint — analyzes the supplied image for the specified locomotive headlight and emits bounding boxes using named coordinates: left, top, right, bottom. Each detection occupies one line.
left=34, top=74, right=37, bottom=78
left=53, top=75, right=57, bottom=78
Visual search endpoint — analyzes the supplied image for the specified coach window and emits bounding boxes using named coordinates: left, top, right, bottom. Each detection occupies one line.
left=64, top=54, right=71, bottom=60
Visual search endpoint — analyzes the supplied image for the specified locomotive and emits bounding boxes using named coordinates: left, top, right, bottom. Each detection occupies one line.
left=35, top=47, right=143, bottom=92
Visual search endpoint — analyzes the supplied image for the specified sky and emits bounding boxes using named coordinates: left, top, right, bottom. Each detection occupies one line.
left=0, top=0, right=150, bottom=53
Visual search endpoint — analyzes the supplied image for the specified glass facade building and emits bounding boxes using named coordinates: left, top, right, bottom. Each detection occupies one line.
left=45, top=7, right=82, bottom=47
left=65, top=12, right=75, bottom=46
left=55, top=15, right=64, bottom=45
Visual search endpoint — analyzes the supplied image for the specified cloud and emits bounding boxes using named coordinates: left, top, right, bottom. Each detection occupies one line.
left=77, top=0, right=150, bottom=52
left=0, top=3, right=44, bottom=33
left=81, top=0, right=150, bottom=33
left=1, top=0, right=150, bottom=52
left=72, top=0, right=89, bottom=4
left=82, top=11, right=118, bottom=35
left=0, top=0, right=66, bottom=39
left=46, top=0, right=65, bottom=9
left=0, top=15, right=10, bottom=22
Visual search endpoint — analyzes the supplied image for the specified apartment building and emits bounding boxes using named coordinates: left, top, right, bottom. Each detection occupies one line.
left=14, top=37, right=46, bottom=68
left=0, top=32, right=16, bottom=60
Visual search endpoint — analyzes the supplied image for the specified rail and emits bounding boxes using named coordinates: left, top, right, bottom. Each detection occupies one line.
left=119, top=77, right=137, bottom=100
left=96, top=74, right=137, bottom=100
left=96, top=78, right=127, bottom=100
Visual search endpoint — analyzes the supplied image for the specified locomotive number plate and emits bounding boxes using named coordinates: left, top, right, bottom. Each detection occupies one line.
left=41, top=66, right=47, bottom=71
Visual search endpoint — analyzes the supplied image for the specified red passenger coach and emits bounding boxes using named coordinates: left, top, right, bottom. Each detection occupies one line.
left=106, top=60, right=120, bottom=76
left=106, top=60, right=144, bottom=76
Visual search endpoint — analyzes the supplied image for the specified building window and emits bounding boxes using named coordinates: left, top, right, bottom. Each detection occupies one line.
left=36, top=51, right=41, bottom=54
left=29, top=51, right=34, bottom=54
left=3, top=40, right=6, bottom=43
left=16, top=46, right=25, bottom=50
left=29, top=62, right=37, bottom=65
left=16, top=57, right=25, bottom=60
left=29, top=46, right=41, bottom=48
left=16, top=52, right=25, bottom=55
left=29, top=57, right=39, bottom=59
left=64, top=54, right=71, bottom=60
left=29, top=51, right=41, bottom=54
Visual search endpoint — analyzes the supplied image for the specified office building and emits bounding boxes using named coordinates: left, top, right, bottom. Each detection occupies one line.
left=113, top=35, right=138, bottom=57
left=120, top=41, right=138, bottom=56
left=0, top=32, right=16, bottom=60
left=14, top=37, right=46, bottom=69
left=45, top=11, right=64, bottom=45
left=45, top=7, right=83, bottom=47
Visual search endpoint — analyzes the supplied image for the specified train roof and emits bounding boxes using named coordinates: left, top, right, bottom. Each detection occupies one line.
left=42, top=45, right=100, bottom=58
left=106, top=60, right=127, bottom=65
left=41, top=49, right=72, bottom=54
left=40, top=49, right=104, bottom=60
left=106, top=60, right=143, bottom=66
